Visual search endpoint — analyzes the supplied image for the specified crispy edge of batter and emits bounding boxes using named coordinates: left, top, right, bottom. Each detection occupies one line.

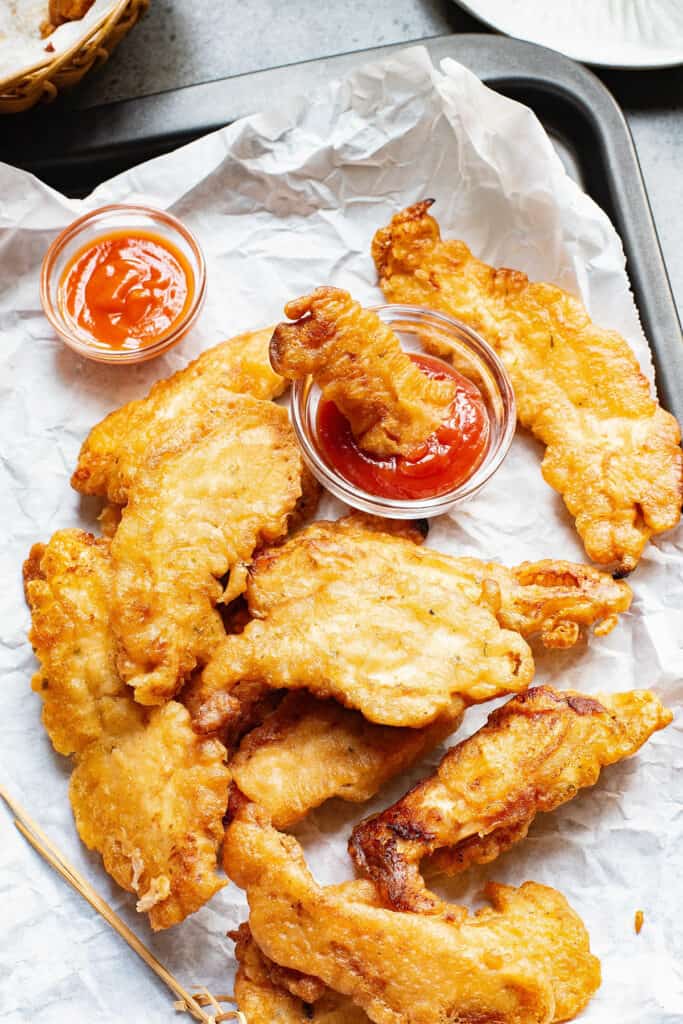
left=69, top=701, right=231, bottom=931
left=231, top=923, right=367, bottom=1022
left=71, top=327, right=285, bottom=502
left=23, top=530, right=142, bottom=757
left=224, top=800, right=600, bottom=1024
left=109, top=397, right=304, bottom=706
left=372, top=200, right=683, bottom=572
left=230, top=691, right=463, bottom=828
left=349, top=686, right=672, bottom=912
left=271, top=286, right=455, bottom=456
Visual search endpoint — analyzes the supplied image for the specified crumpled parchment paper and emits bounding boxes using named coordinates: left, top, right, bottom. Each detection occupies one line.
left=0, top=0, right=119, bottom=80
left=1, top=45, right=681, bottom=1024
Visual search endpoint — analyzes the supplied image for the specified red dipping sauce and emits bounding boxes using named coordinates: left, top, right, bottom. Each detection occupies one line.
left=316, top=353, right=490, bottom=500
left=59, top=229, right=194, bottom=353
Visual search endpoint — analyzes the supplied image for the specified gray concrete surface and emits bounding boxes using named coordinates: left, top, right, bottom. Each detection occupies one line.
left=83, top=0, right=476, bottom=104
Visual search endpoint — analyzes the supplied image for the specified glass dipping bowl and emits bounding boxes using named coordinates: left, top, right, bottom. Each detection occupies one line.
left=40, top=204, right=207, bottom=364
left=291, top=305, right=516, bottom=519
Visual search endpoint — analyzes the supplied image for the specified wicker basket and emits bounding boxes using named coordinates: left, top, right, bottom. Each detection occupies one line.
left=0, top=0, right=149, bottom=114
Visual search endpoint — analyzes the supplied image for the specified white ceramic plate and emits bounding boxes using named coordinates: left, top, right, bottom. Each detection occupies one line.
left=452, top=0, right=683, bottom=68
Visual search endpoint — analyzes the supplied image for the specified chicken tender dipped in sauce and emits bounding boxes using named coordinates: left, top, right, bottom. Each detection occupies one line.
left=271, top=287, right=490, bottom=499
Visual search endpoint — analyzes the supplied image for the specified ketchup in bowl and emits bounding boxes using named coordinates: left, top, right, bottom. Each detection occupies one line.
left=58, top=229, right=195, bottom=354
left=316, top=353, right=490, bottom=500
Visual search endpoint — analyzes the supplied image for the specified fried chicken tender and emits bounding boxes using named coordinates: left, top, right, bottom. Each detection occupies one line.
left=350, top=686, right=672, bottom=912
left=224, top=801, right=601, bottom=1024
left=373, top=201, right=682, bottom=571
left=188, top=516, right=630, bottom=734
left=70, top=701, right=230, bottom=931
left=232, top=923, right=367, bottom=1023
left=110, top=394, right=304, bottom=705
left=44, top=0, right=95, bottom=32
left=270, top=287, right=455, bottom=456
left=72, top=327, right=284, bottom=505
left=458, top=557, right=631, bottom=648
left=23, top=530, right=142, bottom=757
left=231, top=692, right=463, bottom=828
left=24, top=533, right=232, bottom=928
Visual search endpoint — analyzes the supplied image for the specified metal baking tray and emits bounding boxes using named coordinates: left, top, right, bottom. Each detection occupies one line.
left=4, top=34, right=682, bottom=422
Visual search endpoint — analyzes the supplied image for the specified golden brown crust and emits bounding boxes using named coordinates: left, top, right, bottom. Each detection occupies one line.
left=458, top=557, right=632, bottom=648
left=187, top=516, right=629, bottom=735
left=72, top=327, right=285, bottom=504
left=271, top=287, right=455, bottom=456
left=232, top=924, right=365, bottom=1022
left=24, top=532, right=231, bottom=929
left=23, top=530, right=142, bottom=756
left=373, top=202, right=682, bottom=571
left=188, top=516, right=534, bottom=733
left=109, top=394, right=304, bottom=705
left=231, top=692, right=463, bottom=827
left=224, top=803, right=601, bottom=1024
left=281, top=463, right=322, bottom=536
left=349, top=686, right=672, bottom=912
left=70, top=701, right=230, bottom=931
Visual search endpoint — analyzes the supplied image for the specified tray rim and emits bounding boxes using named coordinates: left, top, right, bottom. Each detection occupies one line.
left=5, top=32, right=683, bottom=421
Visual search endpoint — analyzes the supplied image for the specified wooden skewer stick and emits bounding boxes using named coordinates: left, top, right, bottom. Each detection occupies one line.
left=0, top=785, right=224, bottom=1024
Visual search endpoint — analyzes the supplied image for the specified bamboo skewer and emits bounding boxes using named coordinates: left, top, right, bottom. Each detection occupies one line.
left=1, top=785, right=246, bottom=1024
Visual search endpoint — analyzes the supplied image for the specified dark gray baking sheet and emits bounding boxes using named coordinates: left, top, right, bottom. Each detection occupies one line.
left=3, top=34, right=682, bottom=422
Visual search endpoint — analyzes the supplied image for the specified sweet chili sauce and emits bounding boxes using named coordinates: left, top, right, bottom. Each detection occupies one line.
left=58, top=229, right=194, bottom=353
left=316, top=353, right=490, bottom=500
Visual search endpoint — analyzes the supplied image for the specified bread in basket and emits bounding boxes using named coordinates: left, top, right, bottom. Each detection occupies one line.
left=0, top=0, right=148, bottom=114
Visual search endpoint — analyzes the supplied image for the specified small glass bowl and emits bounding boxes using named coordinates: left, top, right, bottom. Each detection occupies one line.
left=40, top=203, right=207, bottom=364
left=290, top=304, right=516, bottom=519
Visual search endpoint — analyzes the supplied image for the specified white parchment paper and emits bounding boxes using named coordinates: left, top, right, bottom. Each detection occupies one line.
left=1, top=47, right=681, bottom=1023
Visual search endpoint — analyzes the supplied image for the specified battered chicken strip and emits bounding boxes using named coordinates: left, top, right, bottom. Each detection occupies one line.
left=373, top=201, right=682, bottom=571
left=350, top=686, right=672, bottom=912
left=458, top=557, right=632, bottom=649
left=72, top=327, right=284, bottom=505
left=248, top=517, right=631, bottom=648
left=24, top=533, right=232, bottom=928
left=43, top=0, right=95, bottom=32
left=188, top=516, right=630, bottom=733
left=23, top=530, right=142, bottom=757
left=70, top=701, right=230, bottom=931
left=224, top=801, right=601, bottom=1024
left=110, top=394, right=305, bottom=705
left=270, top=287, right=455, bottom=456
left=232, top=923, right=368, bottom=1023
left=231, top=692, right=464, bottom=828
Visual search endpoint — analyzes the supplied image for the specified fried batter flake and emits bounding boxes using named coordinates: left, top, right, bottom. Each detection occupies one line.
left=110, top=394, right=304, bottom=705
left=224, top=802, right=601, bottom=1024
left=350, top=686, right=672, bottom=912
left=188, top=516, right=630, bottom=733
left=232, top=923, right=367, bottom=1023
left=70, top=701, right=230, bottom=931
left=231, top=692, right=464, bottom=828
left=373, top=201, right=682, bottom=571
left=270, top=287, right=455, bottom=456
left=458, top=557, right=632, bottom=648
left=23, top=530, right=142, bottom=756
left=72, top=327, right=284, bottom=504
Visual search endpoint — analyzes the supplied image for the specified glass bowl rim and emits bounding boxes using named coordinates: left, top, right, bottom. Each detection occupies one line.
left=40, top=202, right=207, bottom=364
left=290, top=303, right=517, bottom=518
